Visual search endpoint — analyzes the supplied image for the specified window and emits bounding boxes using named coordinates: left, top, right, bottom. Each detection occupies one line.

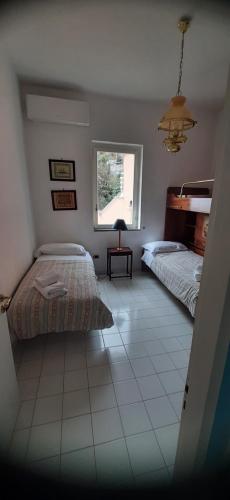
left=92, top=141, right=143, bottom=230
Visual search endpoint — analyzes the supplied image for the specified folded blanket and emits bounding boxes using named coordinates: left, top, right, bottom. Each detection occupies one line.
left=34, top=282, right=68, bottom=299
left=34, top=272, right=61, bottom=288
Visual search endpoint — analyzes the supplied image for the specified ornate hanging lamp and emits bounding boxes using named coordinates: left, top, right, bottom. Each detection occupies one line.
left=158, top=18, right=197, bottom=153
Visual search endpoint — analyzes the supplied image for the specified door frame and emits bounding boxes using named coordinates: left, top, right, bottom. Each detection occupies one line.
left=174, top=67, right=230, bottom=477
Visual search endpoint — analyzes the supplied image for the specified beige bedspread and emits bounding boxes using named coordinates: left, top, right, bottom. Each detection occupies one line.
left=7, top=258, right=113, bottom=339
left=142, top=250, right=203, bottom=317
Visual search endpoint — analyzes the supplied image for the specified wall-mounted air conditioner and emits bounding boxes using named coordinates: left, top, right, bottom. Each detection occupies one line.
left=26, top=94, right=90, bottom=126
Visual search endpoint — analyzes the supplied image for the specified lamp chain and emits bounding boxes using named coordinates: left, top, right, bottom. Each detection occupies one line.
left=177, top=30, right=185, bottom=96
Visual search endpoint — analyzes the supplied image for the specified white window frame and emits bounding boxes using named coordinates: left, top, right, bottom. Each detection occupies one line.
left=92, top=140, right=143, bottom=230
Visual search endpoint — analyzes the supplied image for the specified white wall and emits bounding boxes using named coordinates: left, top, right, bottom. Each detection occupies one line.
left=22, top=84, right=218, bottom=273
left=0, top=56, right=35, bottom=296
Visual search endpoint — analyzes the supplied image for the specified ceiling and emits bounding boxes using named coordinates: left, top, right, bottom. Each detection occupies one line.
left=1, top=0, right=230, bottom=108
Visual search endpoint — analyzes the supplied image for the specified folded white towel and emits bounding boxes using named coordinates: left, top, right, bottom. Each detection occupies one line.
left=34, top=282, right=68, bottom=299
left=34, top=272, right=61, bottom=288
left=193, top=263, right=203, bottom=281
left=195, top=264, right=203, bottom=274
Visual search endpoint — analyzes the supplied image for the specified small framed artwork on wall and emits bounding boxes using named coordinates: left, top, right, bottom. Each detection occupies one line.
left=49, top=159, right=76, bottom=181
left=51, top=190, right=77, bottom=210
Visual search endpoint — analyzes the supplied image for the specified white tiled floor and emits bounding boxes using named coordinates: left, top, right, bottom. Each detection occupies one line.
left=9, top=271, right=193, bottom=488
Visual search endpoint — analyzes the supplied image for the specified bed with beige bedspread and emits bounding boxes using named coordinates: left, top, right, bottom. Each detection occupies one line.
left=7, top=253, right=113, bottom=339
left=142, top=249, right=203, bottom=317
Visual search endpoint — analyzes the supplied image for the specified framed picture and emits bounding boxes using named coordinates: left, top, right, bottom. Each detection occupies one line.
left=51, top=190, right=77, bottom=210
left=49, top=159, right=75, bottom=181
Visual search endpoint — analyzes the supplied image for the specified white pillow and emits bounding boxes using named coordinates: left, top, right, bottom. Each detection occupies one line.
left=142, top=241, right=187, bottom=255
left=34, top=243, right=86, bottom=258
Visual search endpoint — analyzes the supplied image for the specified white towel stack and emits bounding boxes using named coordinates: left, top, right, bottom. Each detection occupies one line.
left=193, top=263, right=203, bottom=282
left=34, top=272, right=68, bottom=299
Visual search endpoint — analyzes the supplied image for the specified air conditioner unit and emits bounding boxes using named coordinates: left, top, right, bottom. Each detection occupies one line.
left=26, top=94, right=90, bottom=126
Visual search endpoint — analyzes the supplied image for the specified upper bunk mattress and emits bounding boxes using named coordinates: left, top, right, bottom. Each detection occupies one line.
left=7, top=252, right=113, bottom=339
left=142, top=250, right=203, bottom=317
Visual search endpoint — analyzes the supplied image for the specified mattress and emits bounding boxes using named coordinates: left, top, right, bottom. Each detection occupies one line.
left=142, top=250, right=203, bottom=317
left=7, top=252, right=113, bottom=339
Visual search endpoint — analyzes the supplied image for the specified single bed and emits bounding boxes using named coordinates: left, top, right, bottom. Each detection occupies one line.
left=142, top=249, right=203, bottom=317
left=7, top=251, right=113, bottom=340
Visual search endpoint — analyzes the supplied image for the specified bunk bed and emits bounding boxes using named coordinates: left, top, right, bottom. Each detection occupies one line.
left=141, top=186, right=212, bottom=316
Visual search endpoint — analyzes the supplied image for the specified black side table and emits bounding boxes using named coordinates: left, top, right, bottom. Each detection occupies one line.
left=107, top=247, right=133, bottom=280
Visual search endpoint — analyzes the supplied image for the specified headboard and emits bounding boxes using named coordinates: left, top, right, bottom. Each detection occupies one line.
left=164, top=187, right=212, bottom=256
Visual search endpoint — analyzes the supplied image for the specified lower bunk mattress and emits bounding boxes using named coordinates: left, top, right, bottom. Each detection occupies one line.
left=141, top=250, right=203, bottom=317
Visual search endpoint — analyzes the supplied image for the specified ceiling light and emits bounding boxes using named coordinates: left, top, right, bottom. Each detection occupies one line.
left=158, top=18, right=197, bottom=153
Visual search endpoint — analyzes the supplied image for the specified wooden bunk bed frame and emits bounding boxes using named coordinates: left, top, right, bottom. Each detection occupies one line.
left=164, top=186, right=212, bottom=256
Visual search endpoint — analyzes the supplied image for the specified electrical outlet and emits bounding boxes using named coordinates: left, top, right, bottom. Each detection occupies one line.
left=93, top=254, right=99, bottom=259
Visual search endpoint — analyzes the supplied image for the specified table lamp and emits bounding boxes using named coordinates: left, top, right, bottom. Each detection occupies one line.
left=113, top=219, right=128, bottom=250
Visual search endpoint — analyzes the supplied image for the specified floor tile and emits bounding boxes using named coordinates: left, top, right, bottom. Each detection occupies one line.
left=145, top=396, right=178, bottom=428
left=27, top=421, right=61, bottom=461
left=114, top=379, right=142, bottom=405
left=63, top=389, right=90, bottom=419
left=92, top=407, right=123, bottom=444
left=103, top=334, right=123, bottom=348
left=124, top=342, right=147, bottom=358
left=61, top=447, right=96, bottom=484
left=106, top=346, right=128, bottom=363
left=86, top=336, right=104, bottom=351
left=17, top=360, right=42, bottom=380
left=42, top=355, right=65, bottom=376
left=95, top=438, right=133, bottom=486
left=160, top=337, right=184, bottom=352
left=158, top=370, right=185, bottom=394
left=110, top=360, right=134, bottom=382
left=86, top=349, right=108, bottom=367
left=15, top=400, right=35, bottom=430
left=21, top=345, right=44, bottom=363
left=126, top=431, right=164, bottom=476
left=38, top=374, right=63, bottom=398
left=9, top=428, right=30, bottom=462
left=33, top=395, right=63, bottom=426
left=130, top=357, right=155, bottom=377
left=137, top=374, right=165, bottom=400
left=89, top=384, right=117, bottom=412
left=119, top=402, right=152, bottom=436
left=151, top=353, right=176, bottom=373
left=144, top=340, right=165, bottom=356
left=135, top=467, right=170, bottom=487
left=177, top=335, right=193, bottom=349
left=65, top=352, right=87, bottom=371
left=29, top=455, right=60, bottom=479
left=19, top=378, right=39, bottom=401
left=102, top=325, right=119, bottom=335
left=169, top=350, right=190, bottom=369
left=87, top=365, right=112, bottom=387
left=155, top=423, right=180, bottom=466
left=61, top=414, right=93, bottom=453
left=178, top=367, right=188, bottom=382
left=168, top=392, right=184, bottom=418
left=64, top=369, right=88, bottom=392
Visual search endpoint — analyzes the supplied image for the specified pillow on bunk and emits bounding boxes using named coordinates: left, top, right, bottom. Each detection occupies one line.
left=142, top=241, right=188, bottom=255
left=34, top=243, right=86, bottom=258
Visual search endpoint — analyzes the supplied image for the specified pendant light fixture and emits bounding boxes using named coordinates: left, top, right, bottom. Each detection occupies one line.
left=158, top=17, right=197, bottom=153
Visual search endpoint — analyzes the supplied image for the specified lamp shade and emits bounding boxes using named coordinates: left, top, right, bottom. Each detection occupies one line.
left=158, top=96, right=196, bottom=132
left=113, top=219, right=128, bottom=231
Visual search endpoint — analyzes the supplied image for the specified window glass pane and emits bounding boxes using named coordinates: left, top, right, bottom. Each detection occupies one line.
left=97, top=151, right=135, bottom=226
